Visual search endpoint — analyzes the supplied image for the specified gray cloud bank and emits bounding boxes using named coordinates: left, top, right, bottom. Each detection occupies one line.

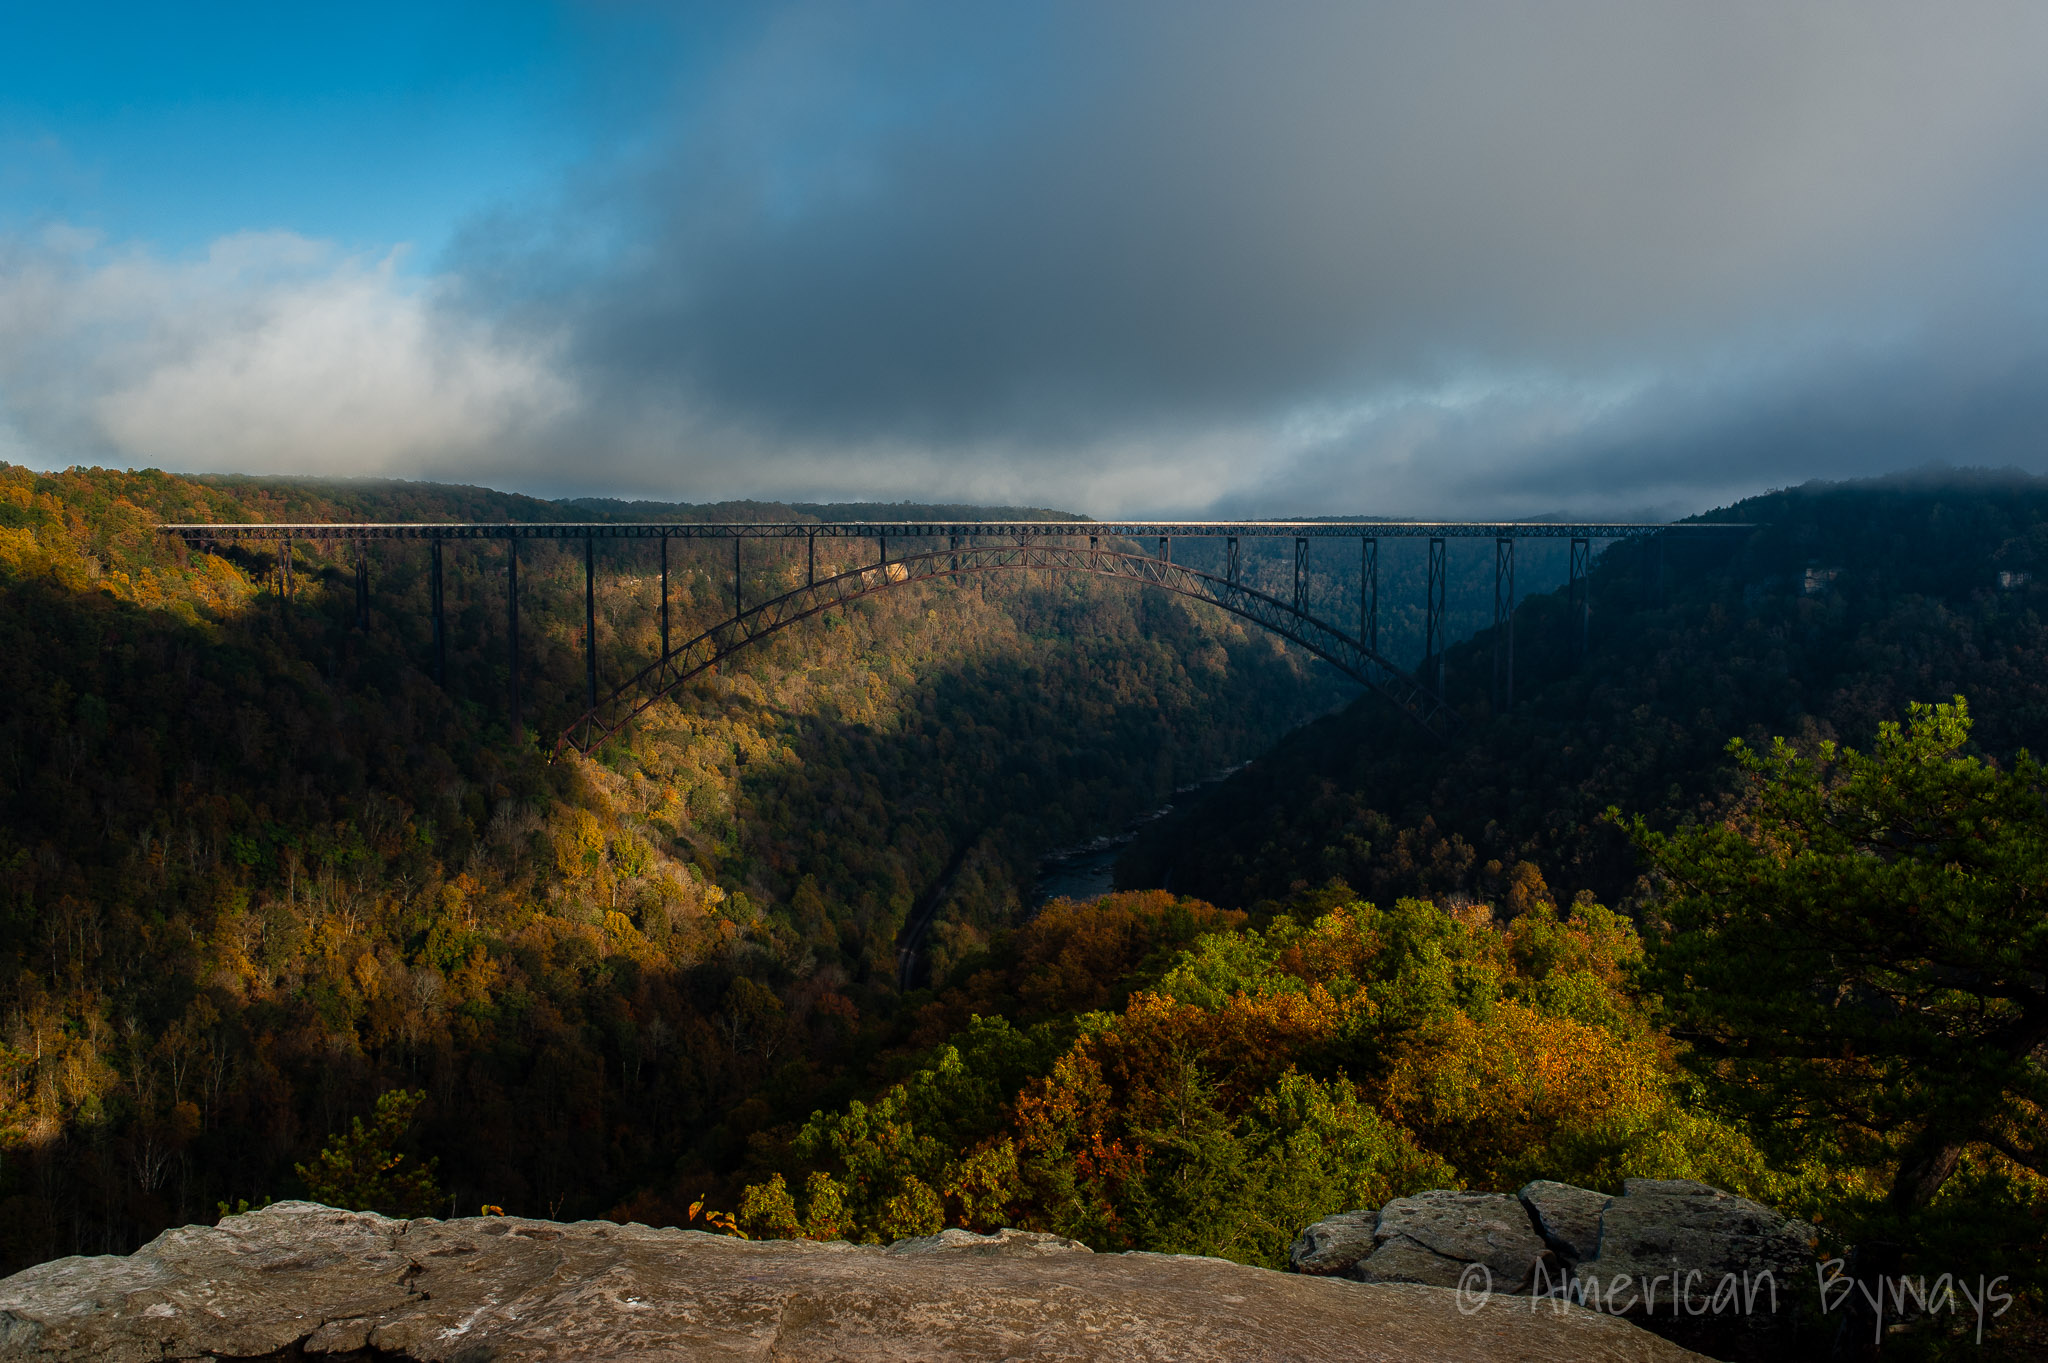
left=9, top=1, right=2048, bottom=515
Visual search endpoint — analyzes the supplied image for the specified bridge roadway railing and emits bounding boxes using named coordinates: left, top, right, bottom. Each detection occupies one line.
left=159, top=518, right=1702, bottom=542
left=157, top=518, right=1750, bottom=750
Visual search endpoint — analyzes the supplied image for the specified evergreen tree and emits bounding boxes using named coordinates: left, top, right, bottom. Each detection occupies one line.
left=295, top=1090, right=445, bottom=1218
left=1628, top=698, right=2048, bottom=1222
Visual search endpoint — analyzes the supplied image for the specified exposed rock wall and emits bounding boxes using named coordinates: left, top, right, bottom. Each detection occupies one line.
left=0, top=1203, right=1709, bottom=1362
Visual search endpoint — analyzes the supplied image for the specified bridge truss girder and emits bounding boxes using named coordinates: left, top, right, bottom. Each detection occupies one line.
left=560, top=540, right=1452, bottom=754
left=162, top=518, right=1754, bottom=756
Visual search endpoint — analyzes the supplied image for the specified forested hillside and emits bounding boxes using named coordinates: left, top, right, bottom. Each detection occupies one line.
left=733, top=886, right=1781, bottom=1267
left=0, top=463, right=1347, bottom=1268
left=1133, top=471, right=2048, bottom=910
left=11, top=464, right=2048, bottom=1355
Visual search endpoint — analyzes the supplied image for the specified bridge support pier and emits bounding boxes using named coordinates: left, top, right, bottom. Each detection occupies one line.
left=659, top=534, right=670, bottom=664
left=806, top=532, right=815, bottom=586
left=354, top=539, right=368, bottom=630
left=1569, top=537, right=1590, bottom=663
left=1227, top=536, right=1241, bottom=584
left=1493, top=537, right=1514, bottom=711
left=1426, top=537, right=1446, bottom=699
left=1361, top=537, right=1377, bottom=653
left=508, top=541, right=520, bottom=732
left=585, top=536, right=597, bottom=714
left=431, top=537, right=446, bottom=687
left=1159, top=535, right=1170, bottom=563
left=734, top=538, right=743, bottom=617
left=1294, top=538, right=1308, bottom=613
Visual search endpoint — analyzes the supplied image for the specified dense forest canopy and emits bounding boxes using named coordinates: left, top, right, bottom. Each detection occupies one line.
left=734, top=886, right=1779, bottom=1266
left=0, top=462, right=1352, bottom=1266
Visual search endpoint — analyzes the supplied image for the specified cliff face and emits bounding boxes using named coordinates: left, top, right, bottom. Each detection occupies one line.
left=0, top=1202, right=1707, bottom=1362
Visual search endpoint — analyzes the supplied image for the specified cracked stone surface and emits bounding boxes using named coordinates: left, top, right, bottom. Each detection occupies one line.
left=0, top=1201, right=1710, bottom=1362
left=1353, top=1191, right=1554, bottom=1293
left=1519, top=1180, right=1612, bottom=1265
left=1286, top=1209, right=1379, bottom=1277
left=1586, top=1179, right=1815, bottom=1295
left=1578, top=1178, right=1818, bottom=1353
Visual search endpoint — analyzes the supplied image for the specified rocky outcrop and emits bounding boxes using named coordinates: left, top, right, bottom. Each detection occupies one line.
left=1575, top=1179, right=1818, bottom=1361
left=1289, top=1190, right=1559, bottom=1290
left=1289, top=1180, right=1818, bottom=1361
left=1353, top=1191, right=1554, bottom=1292
left=1583, top=1178, right=1815, bottom=1293
left=0, top=1202, right=1711, bottom=1362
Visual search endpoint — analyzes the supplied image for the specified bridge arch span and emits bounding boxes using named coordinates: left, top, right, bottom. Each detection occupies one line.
left=560, top=540, right=1450, bottom=753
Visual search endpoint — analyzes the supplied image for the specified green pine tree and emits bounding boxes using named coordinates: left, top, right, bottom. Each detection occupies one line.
left=1626, top=698, right=2048, bottom=1230
left=296, top=1089, right=445, bottom=1218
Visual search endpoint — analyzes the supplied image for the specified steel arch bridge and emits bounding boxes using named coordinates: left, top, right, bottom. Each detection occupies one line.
left=157, top=517, right=1750, bottom=754
left=565, top=539, right=1451, bottom=752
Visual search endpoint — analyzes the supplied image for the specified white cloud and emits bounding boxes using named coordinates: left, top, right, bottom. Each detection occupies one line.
left=0, top=228, right=572, bottom=477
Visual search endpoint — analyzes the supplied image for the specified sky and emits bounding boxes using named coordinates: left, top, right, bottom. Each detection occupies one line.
left=5, top=1, right=2048, bottom=519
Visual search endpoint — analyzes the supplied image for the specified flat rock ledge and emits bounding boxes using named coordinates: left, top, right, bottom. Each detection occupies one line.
left=0, top=1202, right=1708, bottom=1363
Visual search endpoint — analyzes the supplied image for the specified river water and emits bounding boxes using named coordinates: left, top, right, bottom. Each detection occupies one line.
left=1028, top=764, right=1247, bottom=906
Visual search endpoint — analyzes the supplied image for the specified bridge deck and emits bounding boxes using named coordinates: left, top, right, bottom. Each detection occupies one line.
left=158, top=519, right=1748, bottom=541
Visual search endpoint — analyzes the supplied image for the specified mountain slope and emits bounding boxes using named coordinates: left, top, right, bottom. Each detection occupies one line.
left=1131, top=470, right=2048, bottom=911
left=0, top=463, right=1346, bottom=1269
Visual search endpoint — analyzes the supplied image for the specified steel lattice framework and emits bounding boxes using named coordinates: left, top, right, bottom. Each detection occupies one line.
left=563, top=540, right=1450, bottom=752
left=159, top=516, right=1751, bottom=756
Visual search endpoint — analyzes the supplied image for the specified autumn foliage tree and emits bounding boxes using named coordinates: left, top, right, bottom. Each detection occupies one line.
left=741, top=889, right=1772, bottom=1264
